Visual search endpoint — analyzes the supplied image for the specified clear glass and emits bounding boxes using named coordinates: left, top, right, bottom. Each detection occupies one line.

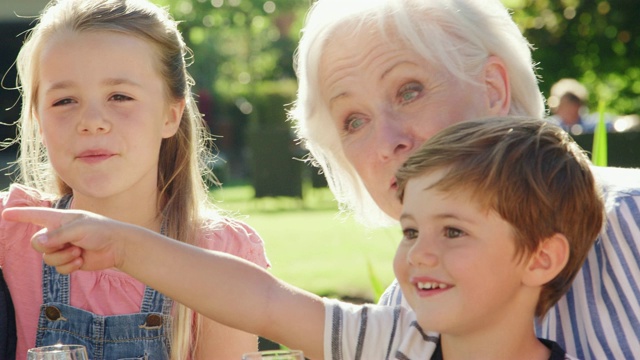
left=242, top=349, right=305, bottom=360
left=26, top=344, right=89, bottom=360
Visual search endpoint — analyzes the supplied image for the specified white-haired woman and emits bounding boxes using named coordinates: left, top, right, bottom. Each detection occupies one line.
left=289, top=0, right=640, bottom=358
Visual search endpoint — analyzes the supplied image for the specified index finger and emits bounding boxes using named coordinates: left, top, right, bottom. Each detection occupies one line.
left=2, top=207, right=78, bottom=229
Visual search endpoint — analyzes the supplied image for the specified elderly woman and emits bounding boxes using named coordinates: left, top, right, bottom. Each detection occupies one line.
left=289, top=0, right=640, bottom=359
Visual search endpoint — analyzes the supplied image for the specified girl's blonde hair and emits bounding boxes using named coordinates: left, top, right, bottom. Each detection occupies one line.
left=14, top=0, right=219, bottom=357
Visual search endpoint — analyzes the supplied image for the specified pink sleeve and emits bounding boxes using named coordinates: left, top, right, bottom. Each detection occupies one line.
left=0, top=184, right=52, bottom=267
left=0, top=184, right=54, bottom=358
left=197, top=218, right=271, bottom=269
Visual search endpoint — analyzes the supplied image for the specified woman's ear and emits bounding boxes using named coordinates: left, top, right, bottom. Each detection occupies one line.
left=522, top=234, right=570, bottom=287
left=162, top=98, right=186, bottom=138
left=483, top=56, right=511, bottom=116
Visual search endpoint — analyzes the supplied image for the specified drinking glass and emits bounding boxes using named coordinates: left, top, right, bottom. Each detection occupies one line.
left=26, top=344, right=89, bottom=360
left=241, top=349, right=305, bottom=360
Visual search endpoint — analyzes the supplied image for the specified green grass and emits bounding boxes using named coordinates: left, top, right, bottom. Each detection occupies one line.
left=210, top=184, right=398, bottom=301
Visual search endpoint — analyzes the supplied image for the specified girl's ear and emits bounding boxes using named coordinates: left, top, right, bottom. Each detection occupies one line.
left=483, top=56, right=511, bottom=116
left=522, top=233, right=570, bottom=287
left=162, top=98, right=185, bottom=138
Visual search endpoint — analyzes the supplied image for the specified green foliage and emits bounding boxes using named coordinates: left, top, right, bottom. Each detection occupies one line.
left=591, top=100, right=608, bottom=166
left=154, top=0, right=303, bottom=99
left=249, top=79, right=297, bottom=127
left=366, top=259, right=385, bottom=303
left=158, top=0, right=640, bottom=121
left=506, top=0, right=640, bottom=116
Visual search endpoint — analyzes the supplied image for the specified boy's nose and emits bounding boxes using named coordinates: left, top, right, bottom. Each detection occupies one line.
left=407, top=238, right=439, bottom=268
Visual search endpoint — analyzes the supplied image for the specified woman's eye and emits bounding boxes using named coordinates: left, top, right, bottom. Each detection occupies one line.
left=398, top=83, right=423, bottom=104
left=344, top=114, right=366, bottom=133
left=402, top=228, right=419, bottom=240
left=111, top=94, right=133, bottom=102
left=444, top=227, right=465, bottom=238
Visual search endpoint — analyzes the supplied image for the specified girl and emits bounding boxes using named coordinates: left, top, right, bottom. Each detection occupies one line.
left=0, top=0, right=269, bottom=358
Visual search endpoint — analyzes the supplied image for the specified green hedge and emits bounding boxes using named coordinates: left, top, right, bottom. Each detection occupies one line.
left=246, top=80, right=303, bottom=198
left=572, top=131, right=640, bottom=168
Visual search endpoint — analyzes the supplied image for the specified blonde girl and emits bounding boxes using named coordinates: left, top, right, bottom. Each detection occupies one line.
left=0, top=0, right=269, bottom=358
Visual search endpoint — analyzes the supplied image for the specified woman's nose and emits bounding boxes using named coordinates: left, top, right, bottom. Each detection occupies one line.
left=375, top=112, right=417, bottom=161
left=78, top=103, right=110, bottom=134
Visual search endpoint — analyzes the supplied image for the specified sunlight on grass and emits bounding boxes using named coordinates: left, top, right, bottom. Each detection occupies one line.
left=210, top=184, right=398, bottom=301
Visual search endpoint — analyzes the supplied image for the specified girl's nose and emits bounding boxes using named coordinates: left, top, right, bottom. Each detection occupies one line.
left=78, top=103, right=110, bottom=134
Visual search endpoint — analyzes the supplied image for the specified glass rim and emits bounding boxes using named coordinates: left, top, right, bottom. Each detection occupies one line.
left=28, top=344, right=87, bottom=352
left=243, top=350, right=303, bottom=355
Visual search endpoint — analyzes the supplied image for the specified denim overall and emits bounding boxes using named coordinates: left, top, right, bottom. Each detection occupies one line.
left=35, top=195, right=173, bottom=360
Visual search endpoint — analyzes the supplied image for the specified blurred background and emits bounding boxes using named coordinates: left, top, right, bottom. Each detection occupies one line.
left=1, top=0, right=639, bottom=192
left=0, top=0, right=639, bottom=301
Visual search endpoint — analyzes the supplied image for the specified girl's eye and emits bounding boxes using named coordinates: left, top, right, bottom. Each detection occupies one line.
left=402, top=228, right=419, bottom=241
left=343, top=114, right=366, bottom=133
left=111, top=94, right=133, bottom=102
left=52, top=98, right=75, bottom=107
left=444, top=227, right=465, bottom=239
left=398, top=82, right=423, bottom=104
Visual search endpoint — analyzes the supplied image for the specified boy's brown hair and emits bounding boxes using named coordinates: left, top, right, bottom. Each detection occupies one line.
left=396, top=117, right=604, bottom=318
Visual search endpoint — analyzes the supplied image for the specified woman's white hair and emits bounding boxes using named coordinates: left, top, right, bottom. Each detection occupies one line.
left=290, top=0, right=545, bottom=227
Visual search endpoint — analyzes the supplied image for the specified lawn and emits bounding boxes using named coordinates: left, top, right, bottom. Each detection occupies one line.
left=209, top=183, right=399, bottom=302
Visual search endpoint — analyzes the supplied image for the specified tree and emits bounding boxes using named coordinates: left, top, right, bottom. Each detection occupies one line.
left=505, top=0, right=640, bottom=116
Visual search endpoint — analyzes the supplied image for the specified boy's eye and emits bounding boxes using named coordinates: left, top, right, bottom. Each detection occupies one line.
left=402, top=228, right=419, bottom=240
left=444, top=227, right=465, bottom=238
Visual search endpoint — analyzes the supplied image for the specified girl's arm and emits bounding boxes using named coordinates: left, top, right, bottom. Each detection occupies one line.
left=1, top=207, right=325, bottom=359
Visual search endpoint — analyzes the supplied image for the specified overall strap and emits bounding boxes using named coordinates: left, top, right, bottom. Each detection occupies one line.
left=140, top=216, right=173, bottom=313
left=140, top=215, right=173, bottom=355
left=41, top=194, right=74, bottom=304
left=140, top=286, right=171, bottom=313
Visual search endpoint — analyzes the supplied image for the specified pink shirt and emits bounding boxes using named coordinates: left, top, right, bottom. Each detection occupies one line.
left=0, top=184, right=270, bottom=359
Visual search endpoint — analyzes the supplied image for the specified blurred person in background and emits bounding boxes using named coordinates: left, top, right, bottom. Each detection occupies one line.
left=548, top=78, right=614, bottom=134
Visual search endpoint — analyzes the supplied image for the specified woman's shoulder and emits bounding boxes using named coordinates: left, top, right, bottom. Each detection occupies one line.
left=592, top=166, right=640, bottom=196
left=197, top=215, right=271, bottom=269
left=1, top=184, right=55, bottom=210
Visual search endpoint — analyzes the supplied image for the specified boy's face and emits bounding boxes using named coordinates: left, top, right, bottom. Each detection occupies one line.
left=394, top=169, right=532, bottom=335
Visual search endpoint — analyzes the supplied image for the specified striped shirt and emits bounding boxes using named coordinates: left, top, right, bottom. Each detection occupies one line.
left=324, top=299, right=439, bottom=360
left=379, top=166, right=640, bottom=360
left=324, top=299, right=577, bottom=360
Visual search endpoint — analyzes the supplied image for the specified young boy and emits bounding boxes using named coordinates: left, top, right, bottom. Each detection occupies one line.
left=4, top=117, right=603, bottom=360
